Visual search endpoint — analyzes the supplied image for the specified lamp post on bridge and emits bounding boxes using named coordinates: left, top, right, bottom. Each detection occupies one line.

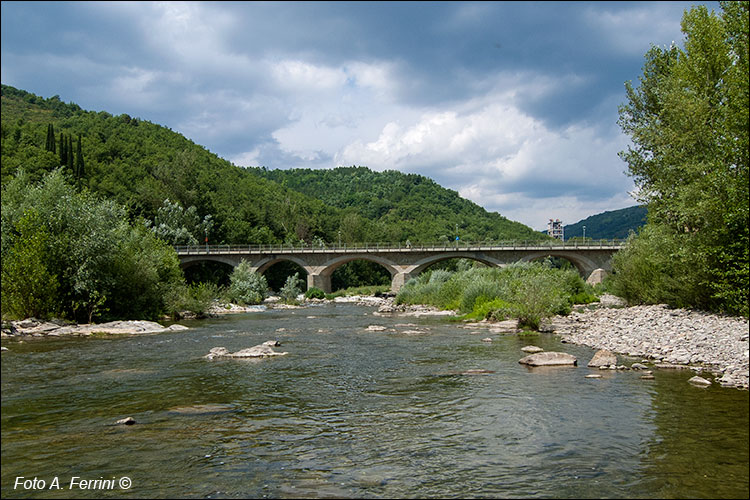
left=583, top=225, right=586, bottom=242
left=205, top=227, right=208, bottom=252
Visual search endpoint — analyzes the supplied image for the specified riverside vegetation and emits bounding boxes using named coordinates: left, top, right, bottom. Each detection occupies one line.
left=395, top=262, right=598, bottom=330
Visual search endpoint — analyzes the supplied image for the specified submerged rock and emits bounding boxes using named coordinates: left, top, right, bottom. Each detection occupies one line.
left=519, top=352, right=577, bottom=366
left=521, top=345, right=544, bottom=353
left=688, top=375, right=712, bottom=387
left=114, top=417, right=136, bottom=425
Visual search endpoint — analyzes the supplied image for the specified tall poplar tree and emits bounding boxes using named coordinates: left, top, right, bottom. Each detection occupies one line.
left=614, top=1, right=749, bottom=316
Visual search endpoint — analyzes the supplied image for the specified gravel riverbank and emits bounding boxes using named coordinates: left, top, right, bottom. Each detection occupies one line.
left=544, top=300, right=749, bottom=389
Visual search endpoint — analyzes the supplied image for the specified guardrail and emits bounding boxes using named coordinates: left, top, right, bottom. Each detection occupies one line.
left=175, top=239, right=626, bottom=254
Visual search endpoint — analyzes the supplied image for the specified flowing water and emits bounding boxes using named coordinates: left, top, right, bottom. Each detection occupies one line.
left=1, top=303, right=748, bottom=498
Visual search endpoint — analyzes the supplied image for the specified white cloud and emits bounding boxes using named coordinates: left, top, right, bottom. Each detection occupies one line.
left=333, top=84, right=633, bottom=229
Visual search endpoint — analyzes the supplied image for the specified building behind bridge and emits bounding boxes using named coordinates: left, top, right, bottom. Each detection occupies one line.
left=548, top=219, right=564, bottom=240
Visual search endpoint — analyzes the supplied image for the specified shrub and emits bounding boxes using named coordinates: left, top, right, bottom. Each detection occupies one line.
left=305, top=287, right=326, bottom=299
left=227, top=260, right=269, bottom=305
left=279, top=273, right=304, bottom=304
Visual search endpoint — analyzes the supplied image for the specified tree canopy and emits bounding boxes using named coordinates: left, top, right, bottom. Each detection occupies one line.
left=613, top=1, right=748, bottom=316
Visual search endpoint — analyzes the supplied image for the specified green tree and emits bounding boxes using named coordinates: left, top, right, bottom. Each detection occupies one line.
left=75, top=134, right=84, bottom=179
left=66, top=135, right=73, bottom=171
left=1, top=169, right=185, bottom=321
left=45, top=124, right=56, bottom=153
left=58, top=132, right=67, bottom=166
left=615, top=2, right=749, bottom=316
left=227, top=260, right=268, bottom=305
left=279, top=272, right=304, bottom=304
left=147, top=198, right=213, bottom=246
left=0, top=209, right=60, bottom=318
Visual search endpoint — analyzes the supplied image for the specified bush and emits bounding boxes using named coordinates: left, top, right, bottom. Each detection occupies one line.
left=227, top=260, right=268, bottom=305
left=305, top=287, right=326, bottom=299
left=164, top=281, right=222, bottom=319
left=279, top=273, right=304, bottom=304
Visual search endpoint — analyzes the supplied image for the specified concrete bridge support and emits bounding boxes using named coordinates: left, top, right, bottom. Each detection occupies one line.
left=391, top=271, right=415, bottom=292
left=307, top=272, right=332, bottom=294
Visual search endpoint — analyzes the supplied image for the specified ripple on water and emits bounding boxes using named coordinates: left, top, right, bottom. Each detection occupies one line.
left=0, top=303, right=747, bottom=499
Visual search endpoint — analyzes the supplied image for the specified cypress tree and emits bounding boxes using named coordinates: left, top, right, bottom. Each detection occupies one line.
left=45, top=124, right=56, bottom=153
left=75, top=134, right=84, bottom=179
left=66, top=135, right=74, bottom=171
left=59, top=132, right=67, bottom=166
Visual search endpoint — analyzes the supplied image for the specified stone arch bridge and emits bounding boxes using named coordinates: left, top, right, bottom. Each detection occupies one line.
left=176, top=241, right=624, bottom=293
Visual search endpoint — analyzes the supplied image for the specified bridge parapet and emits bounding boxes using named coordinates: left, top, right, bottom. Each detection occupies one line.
left=175, top=239, right=625, bottom=255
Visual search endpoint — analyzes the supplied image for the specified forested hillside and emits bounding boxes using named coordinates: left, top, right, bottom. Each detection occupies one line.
left=563, top=206, right=647, bottom=240
left=2, top=85, right=543, bottom=245
left=1, top=85, right=339, bottom=246
left=253, top=166, right=546, bottom=243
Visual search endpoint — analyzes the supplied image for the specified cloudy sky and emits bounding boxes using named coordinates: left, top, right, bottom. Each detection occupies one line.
left=1, top=1, right=719, bottom=230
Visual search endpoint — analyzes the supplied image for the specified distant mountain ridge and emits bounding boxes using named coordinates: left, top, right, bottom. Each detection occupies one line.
left=560, top=205, right=647, bottom=240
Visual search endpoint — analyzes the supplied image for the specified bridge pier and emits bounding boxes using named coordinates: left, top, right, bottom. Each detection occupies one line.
left=307, top=273, right=332, bottom=294
left=391, top=271, right=414, bottom=293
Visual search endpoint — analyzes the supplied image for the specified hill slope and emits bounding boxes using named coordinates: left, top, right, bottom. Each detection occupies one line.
left=253, top=166, right=546, bottom=243
left=563, top=205, right=647, bottom=240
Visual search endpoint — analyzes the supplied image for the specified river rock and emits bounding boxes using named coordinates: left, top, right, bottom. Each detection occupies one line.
left=205, top=342, right=287, bottom=359
left=519, top=352, right=577, bottom=366
left=205, top=347, right=230, bottom=359
left=688, top=375, right=712, bottom=387
left=631, top=362, right=649, bottom=370
left=365, top=325, right=387, bottom=331
left=115, top=417, right=136, bottom=425
left=481, top=337, right=493, bottom=342
left=521, top=345, right=544, bottom=353
left=585, top=374, right=602, bottom=378
left=587, top=349, right=617, bottom=368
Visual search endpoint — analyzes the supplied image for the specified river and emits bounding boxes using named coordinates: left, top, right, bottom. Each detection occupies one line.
left=1, top=303, right=748, bottom=498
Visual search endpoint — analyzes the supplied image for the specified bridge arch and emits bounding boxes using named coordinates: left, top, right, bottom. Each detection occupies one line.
left=409, top=252, right=507, bottom=277
left=178, top=255, right=241, bottom=269
left=518, top=251, right=599, bottom=277
left=318, top=254, right=400, bottom=278
left=254, top=256, right=311, bottom=275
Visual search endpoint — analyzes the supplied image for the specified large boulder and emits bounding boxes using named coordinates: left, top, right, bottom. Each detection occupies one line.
left=519, top=352, right=577, bottom=366
left=587, top=349, right=617, bottom=368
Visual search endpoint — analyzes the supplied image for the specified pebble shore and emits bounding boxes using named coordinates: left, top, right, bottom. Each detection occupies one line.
left=545, top=297, right=749, bottom=389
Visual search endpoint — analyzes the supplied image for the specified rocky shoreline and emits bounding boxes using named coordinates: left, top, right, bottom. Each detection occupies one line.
left=1, top=318, right=189, bottom=338
left=543, top=300, right=749, bottom=390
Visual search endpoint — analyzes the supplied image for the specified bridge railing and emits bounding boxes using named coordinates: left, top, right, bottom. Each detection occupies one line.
left=174, top=239, right=626, bottom=254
